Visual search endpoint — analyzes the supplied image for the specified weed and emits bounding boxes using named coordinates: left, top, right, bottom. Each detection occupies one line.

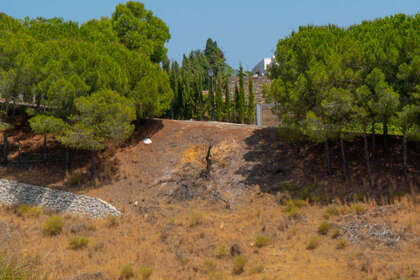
left=107, top=215, right=119, bottom=228
left=318, top=222, right=331, bottom=235
left=0, top=258, right=25, bottom=280
left=248, top=264, right=265, bottom=275
left=138, top=266, right=152, bottom=280
left=351, top=203, right=367, bottom=215
left=188, top=211, right=203, bottom=227
left=323, top=206, right=339, bottom=219
left=306, top=236, right=320, bottom=250
left=202, top=259, right=217, bottom=274
left=68, top=236, right=90, bottom=250
left=285, top=199, right=306, bottom=219
left=65, top=170, right=87, bottom=187
left=331, top=229, right=342, bottom=239
left=87, top=224, right=96, bottom=232
left=215, top=245, right=227, bottom=259
left=255, top=236, right=271, bottom=248
left=16, top=204, right=43, bottom=218
left=43, top=215, right=64, bottom=236
left=120, top=264, right=135, bottom=279
left=336, top=239, right=348, bottom=250
left=285, top=206, right=300, bottom=218
left=232, top=255, right=247, bottom=275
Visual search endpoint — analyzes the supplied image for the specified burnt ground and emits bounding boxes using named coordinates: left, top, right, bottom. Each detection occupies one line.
left=0, top=118, right=419, bottom=210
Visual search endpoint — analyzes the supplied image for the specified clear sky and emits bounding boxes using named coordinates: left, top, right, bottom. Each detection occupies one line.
left=1, top=0, right=419, bottom=70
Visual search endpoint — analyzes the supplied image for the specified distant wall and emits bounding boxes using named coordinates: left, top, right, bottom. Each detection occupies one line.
left=0, top=179, right=120, bottom=218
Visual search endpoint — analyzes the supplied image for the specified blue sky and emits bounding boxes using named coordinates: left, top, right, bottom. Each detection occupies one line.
left=1, top=0, right=419, bottom=69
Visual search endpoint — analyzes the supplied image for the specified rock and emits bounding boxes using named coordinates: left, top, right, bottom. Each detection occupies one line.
left=230, top=244, right=241, bottom=256
left=0, top=179, right=120, bottom=218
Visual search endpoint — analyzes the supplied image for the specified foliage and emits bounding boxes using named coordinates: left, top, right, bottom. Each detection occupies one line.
left=232, top=255, right=247, bottom=275
left=318, top=222, right=332, bottom=235
left=255, top=236, right=271, bottom=248
left=43, top=215, right=64, bottom=236
left=267, top=13, right=420, bottom=179
left=68, top=236, right=90, bottom=250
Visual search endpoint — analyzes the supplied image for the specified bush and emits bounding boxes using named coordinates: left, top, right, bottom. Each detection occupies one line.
left=16, top=204, right=43, bottom=218
left=306, top=237, right=320, bottom=250
left=331, top=229, right=342, bottom=239
left=318, top=222, right=331, bottom=235
left=336, top=239, right=348, bottom=250
left=120, top=264, right=135, bottom=279
left=0, top=258, right=25, bottom=280
left=43, top=215, right=64, bottom=236
left=255, top=236, right=271, bottom=248
left=107, top=215, right=119, bottom=228
left=284, top=199, right=306, bottom=219
left=138, top=266, right=152, bottom=280
left=188, top=212, right=203, bottom=227
left=202, top=259, right=217, bottom=274
left=68, top=236, right=90, bottom=250
left=232, top=256, right=247, bottom=275
left=323, top=206, right=339, bottom=219
left=215, top=245, right=227, bottom=259
left=351, top=203, right=367, bottom=215
left=248, top=264, right=265, bottom=275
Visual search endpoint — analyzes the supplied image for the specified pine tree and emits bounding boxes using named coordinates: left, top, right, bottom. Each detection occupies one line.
left=247, top=76, right=255, bottom=124
left=238, top=65, right=246, bottom=124
left=224, top=79, right=231, bottom=122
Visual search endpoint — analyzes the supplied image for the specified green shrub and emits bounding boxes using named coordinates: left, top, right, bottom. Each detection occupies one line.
left=318, top=222, right=331, bottom=235
left=350, top=203, right=367, bottom=215
left=43, top=215, right=64, bottom=236
left=306, top=237, right=320, bottom=250
left=68, top=236, right=90, bottom=250
left=285, top=206, right=300, bottom=218
left=284, top=199, right=306, bottom=219
left=120, top=264, right=135, bottom=279
left=138, top=266, right=152, bottom=280
left=232, top=255, right=247, bottom=275
left=336, top=239, right=348, bottom=250
left=323, top=206, right=339, bottom=219
left=16, top=204, right=43, bottom=218
left=215, top=245, right=227, bottom=259
left=0, top=258, right=25, bottom=280
left=255, top=236, right=271, bottom=248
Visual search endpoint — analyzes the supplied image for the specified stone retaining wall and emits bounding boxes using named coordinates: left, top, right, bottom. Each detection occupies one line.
left=0, top=179, right=120, bottom=218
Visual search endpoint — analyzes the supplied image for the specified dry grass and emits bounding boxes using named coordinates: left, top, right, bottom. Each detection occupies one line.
left=1, top=194, right=419, bottom=280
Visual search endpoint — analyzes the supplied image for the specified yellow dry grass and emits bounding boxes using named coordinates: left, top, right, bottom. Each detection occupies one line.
left=1, top=193, right=420, bottom=280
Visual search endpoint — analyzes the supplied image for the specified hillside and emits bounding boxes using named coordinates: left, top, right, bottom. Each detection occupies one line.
left=0, top=119, right=419, bottom=279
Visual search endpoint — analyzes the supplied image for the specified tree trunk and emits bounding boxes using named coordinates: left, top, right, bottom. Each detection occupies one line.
left=3, top=130, right=8, bottom=166
left=363, top=131, right=372, bottom=187
left=340, top=137, right=348, bottom=181
left=205, top=144, right=213, bottom=178
left=383, top=120, right=389, bottom=150
left=43, top=134, right=47, bottom=165
left=90, top=151, right=96, bottom=182
left=325, top=141, right=332, bottom=176
left=371, top=122, right=376, bottom=162
left=65, top=148, right=70, bottom=175
left=402, top=134, right=408, bottom=179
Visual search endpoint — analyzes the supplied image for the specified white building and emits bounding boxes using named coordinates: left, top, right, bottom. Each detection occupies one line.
left=252, top=57, right=273, bottom=76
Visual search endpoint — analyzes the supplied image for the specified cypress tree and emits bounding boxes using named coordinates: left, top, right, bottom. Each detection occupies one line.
left=234, top=83, right=240, bottom=123
left=247, top=76, right=255, bottom=124
left=224, top=79, right=231, bottom=122
left=215, top=71, right=224, bottom=121
left=238, top=65, right=246, bottom=124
